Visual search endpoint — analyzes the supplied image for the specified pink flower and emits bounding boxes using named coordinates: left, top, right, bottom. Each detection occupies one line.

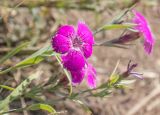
left=70, top=63, right=97, bottom=88
left=61, top=50, right=85, bottom=71
left=70, top=69, right=85, bottom=84
left=52, top=21, right=94, bottom=58
left=132, top=10, right=155, bottom=54
left=52, top=34, right=71, bottom=54
left=51, top=21, right=96, bottom=88
left=52, top=21, right=94, bottom=71
left=86, top=63, right=96, bottom=88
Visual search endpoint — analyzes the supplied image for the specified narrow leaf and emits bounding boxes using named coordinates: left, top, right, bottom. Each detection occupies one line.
left=101, top=23, right=136, bottom=31
left=0, top=42, right=29, bottom=64
left=27, top=103, right=56, bottom=114
left=14, top=45, right=52, bottom=68
left=0, top=45, right=52, bottom=75
left=0, top=71, right=41, bottom=110
left=109, top=74, right=120, bottom=85
left=0, top=85, right=14, bottom=91
left=93, top=89, right=111, bottom=97
left=73, top=100, right=92, bottom=114
left=118, top=79, right=136, bottom=85
left=94, top=23, right=136, bottom=34
left=15, top=56, right=44, bottom=68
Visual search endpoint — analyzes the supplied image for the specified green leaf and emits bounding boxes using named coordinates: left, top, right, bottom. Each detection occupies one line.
left=0, top=71, right=41, bottom=110
left=0, top=85, right=14, bottom=91
left=55, top=55, right=72, bottom=96
left=93, top=89, right=111, bottom=97
left=115, top=84, right=128, bottom=89
left=118, top=79, right=136, bottom=85
left=27, top=103, right=56, bottom=114
left=14, top=45, right=52, bottom=68
left=94, top=23, right=136, bottom=34
left=109, top=74, right=120, bottom=85
left=101, top=23, right=136, bottom=31
left=73, top=100, right=92, bottom=114
left=0, top=42, right=29, bottom=64
left=15, top=56, right=44, bottom=68
left=0, top=45, right=53, bottom=75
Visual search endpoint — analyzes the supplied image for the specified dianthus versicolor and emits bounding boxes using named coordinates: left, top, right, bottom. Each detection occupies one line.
left=52, top=21, right=96, bottom=88
left=132, top=10, right=155, bottom=54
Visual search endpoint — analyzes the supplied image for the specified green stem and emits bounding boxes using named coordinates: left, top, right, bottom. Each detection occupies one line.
left=0, top=107, right=26, bottom=114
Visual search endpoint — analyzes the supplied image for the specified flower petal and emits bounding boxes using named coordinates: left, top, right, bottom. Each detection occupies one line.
left=57, top=25, right=75, bottom=38
left=143, top=25, right=155, bottom=54
left=70, top=69, right=85, bottom=84
left=87, top=73, right=96, bottom=88
left=81, top=43, right=92, bottom=58
left=132, top=10, right=155, bottom=54
left=144, top=39, right=153, bottom=54
left=86, top=64, right=96, bottom=88
left=52, top=34, right=71, bottom=54
left=77, top=21, right=94, bottom=45
left=132, top=10, right=147, bottom=25
left=62, top=50, right=85, bottom=71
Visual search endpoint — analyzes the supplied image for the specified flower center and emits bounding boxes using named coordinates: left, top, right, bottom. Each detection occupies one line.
left=73, top=37, right=83, bottom=48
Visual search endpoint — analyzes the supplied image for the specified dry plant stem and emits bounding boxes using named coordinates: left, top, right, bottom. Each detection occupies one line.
left=0, top=108, right=25, bottom=114
left=127, top=85, right=160, bottom=115
left=20, top=97, right=28, bottom=115
left=14, top=0, right=26, bottom=8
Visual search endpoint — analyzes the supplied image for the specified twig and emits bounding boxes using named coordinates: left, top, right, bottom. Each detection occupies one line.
left=0, top=107, right=25, bottom=114
left=14, top=0, right=26, bottom=9
left=20, top=97, right=28, bottom=115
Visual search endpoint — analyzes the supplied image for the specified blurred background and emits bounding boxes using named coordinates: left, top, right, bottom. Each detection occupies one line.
left=0, top=0, right=160, bottom=115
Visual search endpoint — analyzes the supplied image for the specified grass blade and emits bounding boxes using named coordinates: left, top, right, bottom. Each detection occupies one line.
left=0, top=85, right=14, bottom=91
left=0, top=71, right=41, bottom=110
left=94, top=23, right=136, bottom=34
left=73, top=100, right=92, bottom=114
left=0, top=45, right=53, bottom=75
left=0, top=42, right=29, bottom=64
left=27, top=103, right=56, bottom=114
